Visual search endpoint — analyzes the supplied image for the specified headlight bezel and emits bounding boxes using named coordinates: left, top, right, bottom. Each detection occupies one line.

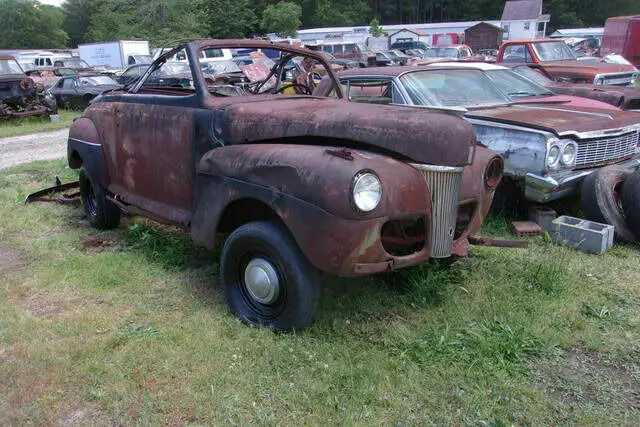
left=351, top=170, right=382, bottom=213
left=546, top=138, right=579, bottom=170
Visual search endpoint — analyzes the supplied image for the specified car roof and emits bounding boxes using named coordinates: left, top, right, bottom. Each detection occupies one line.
left=503, top=38, right=559, bottom=44
left=339, top=64, right=500, bottom=79
left=0, top=55, right=17, bottom=60
left=424, top=61, right=507, bottom=71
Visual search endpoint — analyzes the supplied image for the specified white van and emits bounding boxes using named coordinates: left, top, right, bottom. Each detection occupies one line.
left=154, top=47, right=232, bottom=64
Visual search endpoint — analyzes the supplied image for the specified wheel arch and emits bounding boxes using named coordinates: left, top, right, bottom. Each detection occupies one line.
left=67, top=116, right=109, bottom=187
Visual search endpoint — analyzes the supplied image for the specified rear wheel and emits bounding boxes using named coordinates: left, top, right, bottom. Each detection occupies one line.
left=621, top=168, right=640, bottom=240
left=220, top=221, right=320, bottom=332
left=79, top=168, right=120, bottom=230
left=581, top=165, right=634, bottom=241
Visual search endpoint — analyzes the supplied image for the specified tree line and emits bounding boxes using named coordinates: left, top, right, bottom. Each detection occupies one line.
left=1, top=0, right=638, bottom=49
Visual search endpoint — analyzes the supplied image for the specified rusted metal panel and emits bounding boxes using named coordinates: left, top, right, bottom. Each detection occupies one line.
left=84, top=101, right=196, bottom=225
left=216, top=98, right=476, bottom=167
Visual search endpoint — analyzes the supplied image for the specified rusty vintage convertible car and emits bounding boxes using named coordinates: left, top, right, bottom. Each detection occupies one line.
left=66, top=39, right=503, bottom=331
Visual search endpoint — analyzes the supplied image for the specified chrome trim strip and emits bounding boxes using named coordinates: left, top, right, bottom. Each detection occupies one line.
left=69, top=137, right=101, bottom=147
left=514, top=105, right=613, bottom=120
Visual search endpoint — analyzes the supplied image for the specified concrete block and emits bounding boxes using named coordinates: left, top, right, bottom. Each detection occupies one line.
left=528, top=205, right=557, bottom=231
left=550, top=216, right=614, bottom=254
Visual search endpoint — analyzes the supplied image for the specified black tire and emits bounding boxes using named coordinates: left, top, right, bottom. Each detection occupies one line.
left=78, top=168, right=120, bottom=230
left=83, top=94, right=93, bottom=108
left=220, top=220, right=320, bottom=332
left=490, top=177, right=526, bottom=218
left=621, top=168, right=640, bottom=240
left=581, top=165, right=635, bottom=241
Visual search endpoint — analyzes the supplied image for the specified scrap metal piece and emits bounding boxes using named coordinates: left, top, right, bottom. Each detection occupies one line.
left=468, top=236, right=529, bottom=248
left=25, top=180, right=80, bottom=204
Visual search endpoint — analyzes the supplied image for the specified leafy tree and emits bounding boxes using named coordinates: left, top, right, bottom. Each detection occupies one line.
left=261, top=1, right=302, bottom=37
left=204, top=0, right=257, bottom=39
left=62, top=0, right=100, bottom=47
left=0, top=0, right=68, bottom=48
left=369, top=17, right=385, bottom=36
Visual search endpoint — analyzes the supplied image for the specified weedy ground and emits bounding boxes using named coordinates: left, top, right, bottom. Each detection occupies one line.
left=1, top=159, right=638, bottom=425
left=0, top=110, right=76, bottom=138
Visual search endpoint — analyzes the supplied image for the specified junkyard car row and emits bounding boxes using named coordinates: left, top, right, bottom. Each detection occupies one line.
left=23, top=38, right=638, bottom=330
left=0, top=55, right=57, bottom=119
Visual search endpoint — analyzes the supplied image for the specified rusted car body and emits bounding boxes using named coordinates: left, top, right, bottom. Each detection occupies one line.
left=327, top=66, right=640, bottom=204
left=66, top=39, right=498, bottom=331
left=0, top=55, right=57, bottom=119
left=505, top=64, right=640, bottom=111
left=496, top=39, right=639, bottom=86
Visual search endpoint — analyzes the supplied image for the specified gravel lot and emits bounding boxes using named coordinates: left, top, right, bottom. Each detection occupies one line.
left=0, top=129, right=69, bottom=170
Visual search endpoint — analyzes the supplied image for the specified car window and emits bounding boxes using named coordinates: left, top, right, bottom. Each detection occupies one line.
left=531, top=41, right=576, bottom=61
left=62, top=78, right=75, bottom=89
left=78, top=76, right=118, bottom=86
left=485, top=69, right=553, bottom=99
left=322, top=45, right=333, bottom=53
left=0, top=59, right=24, bottom=74
left=345, top=79, right=394, bottom=104
left=203, top=49, right=223, bottom=58
left=140, top=58, right=194, bottom=92
left=502, top=44, right=530, bottom=62
left=400, top=69, right=510, bottom=107
left=511, top=66, right=552, bottom=84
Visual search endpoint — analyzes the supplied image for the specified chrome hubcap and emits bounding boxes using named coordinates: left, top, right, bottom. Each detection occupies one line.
left=244, top=258, right=280, bottom=304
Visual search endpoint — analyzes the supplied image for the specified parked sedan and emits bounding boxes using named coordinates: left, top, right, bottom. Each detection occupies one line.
left=505, top=64, right=640, bottom=111
left=114, top=64, right=149, bottom=86
left=48, top=74, right=121, bottom=109
left=319, top=66, right=640, bottom=240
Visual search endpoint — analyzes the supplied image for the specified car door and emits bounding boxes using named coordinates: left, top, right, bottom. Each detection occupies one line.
left=55, top=77, right=77, bottom=106
left=97, top=57, right=200, bottom=225
left=341, top=77, right=407, bottom=105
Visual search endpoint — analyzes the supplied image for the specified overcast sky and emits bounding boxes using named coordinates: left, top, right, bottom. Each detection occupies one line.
left=39, top=0, right=64, bottom=6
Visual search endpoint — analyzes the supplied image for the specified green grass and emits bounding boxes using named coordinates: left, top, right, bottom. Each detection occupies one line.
left=1, top=159, right=639, bottom=424
left=0, top=109, right=77, bottom=138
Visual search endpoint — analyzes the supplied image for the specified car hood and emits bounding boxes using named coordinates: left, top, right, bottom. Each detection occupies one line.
left=542, top=60, right=635, bottom=74
left=216, top=96, right=475, bottom=166
left=544, top=81, right=640, bottom=110
left=466, top=104, right=640, bottom=136
left=513, top=94, right=619, bottom=110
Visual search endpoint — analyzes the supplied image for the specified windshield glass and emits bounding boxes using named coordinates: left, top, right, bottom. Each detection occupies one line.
left=400, top=69, right=510, bottom=107
left=531, top=41, right=576, bottom=61
left=0, top=59, right=25, bottom=74
left=133, top=55, right=153, bottom=64
left=79, top=76, right=118, bottom=85
left=202, top=60, right=242, bottom=75
left=511, top=66, right=552, bottom=84
left=485, top=69, right=553, bottom=99
left=424, top=48, right=459, bottom=58
left=63, top=59, right=90, bottom=68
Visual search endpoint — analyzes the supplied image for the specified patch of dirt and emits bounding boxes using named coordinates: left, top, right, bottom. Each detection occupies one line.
left=530, top=347, right=640, bottom=414
left=58, top=407, right=102, bottom=426
left=21, top=293, right=66, bottom=319
left=80, top=235, right=121, bottom=252
left=0, top=248, right=25, bottom=275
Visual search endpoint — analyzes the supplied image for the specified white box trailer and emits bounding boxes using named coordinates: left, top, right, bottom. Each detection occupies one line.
left=78, top=40, right=151, bottom=70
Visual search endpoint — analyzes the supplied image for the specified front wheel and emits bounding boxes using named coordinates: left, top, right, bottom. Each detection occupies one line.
left=79, top=168, right=120, bottom=230
left=220, top=221, right=320, bottom=332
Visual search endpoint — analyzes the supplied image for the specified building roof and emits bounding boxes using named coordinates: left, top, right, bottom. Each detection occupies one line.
left=465, top=22, right=504, bottom=32
left=501, top=0, right=543, bottom=21
left=549, top=27, right=604, bottom=37
left=390, top=28, right=429, bottom=37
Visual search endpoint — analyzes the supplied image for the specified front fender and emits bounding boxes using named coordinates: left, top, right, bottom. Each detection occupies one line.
left=197, top=144, right=430, bottom=220
left=67, top=117, right=109, bottom=187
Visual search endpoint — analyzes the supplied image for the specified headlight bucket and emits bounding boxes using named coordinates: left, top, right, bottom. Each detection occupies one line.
left=352, top=171, right=382, bottom=213
left=547, top=142, right=561, bottom=168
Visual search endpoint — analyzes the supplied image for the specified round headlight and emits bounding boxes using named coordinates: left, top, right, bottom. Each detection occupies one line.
left=352, top=172, right=382, bottom=212
left=561, top=141, right=578, bottom=165
left=547, top=145, right=561, bottom=168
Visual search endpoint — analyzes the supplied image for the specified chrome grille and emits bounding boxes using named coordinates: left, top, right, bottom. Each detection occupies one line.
left=600, top=73, right=635, bottom=86
left=410, top=164, right=464, bottom=258
left=576, top=131, right=639, bottom=166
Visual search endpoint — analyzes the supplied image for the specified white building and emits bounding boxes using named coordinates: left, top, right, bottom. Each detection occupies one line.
left=500, top=0, right=549, bottom=40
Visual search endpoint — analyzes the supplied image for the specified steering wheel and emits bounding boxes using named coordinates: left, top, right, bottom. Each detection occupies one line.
left=275, top=82, right=312, bottom=95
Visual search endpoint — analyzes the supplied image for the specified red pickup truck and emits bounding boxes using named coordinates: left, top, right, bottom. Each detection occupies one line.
left=600, top=15, right=640, bottom=67
left=496, top=39, right=638, bottom=86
